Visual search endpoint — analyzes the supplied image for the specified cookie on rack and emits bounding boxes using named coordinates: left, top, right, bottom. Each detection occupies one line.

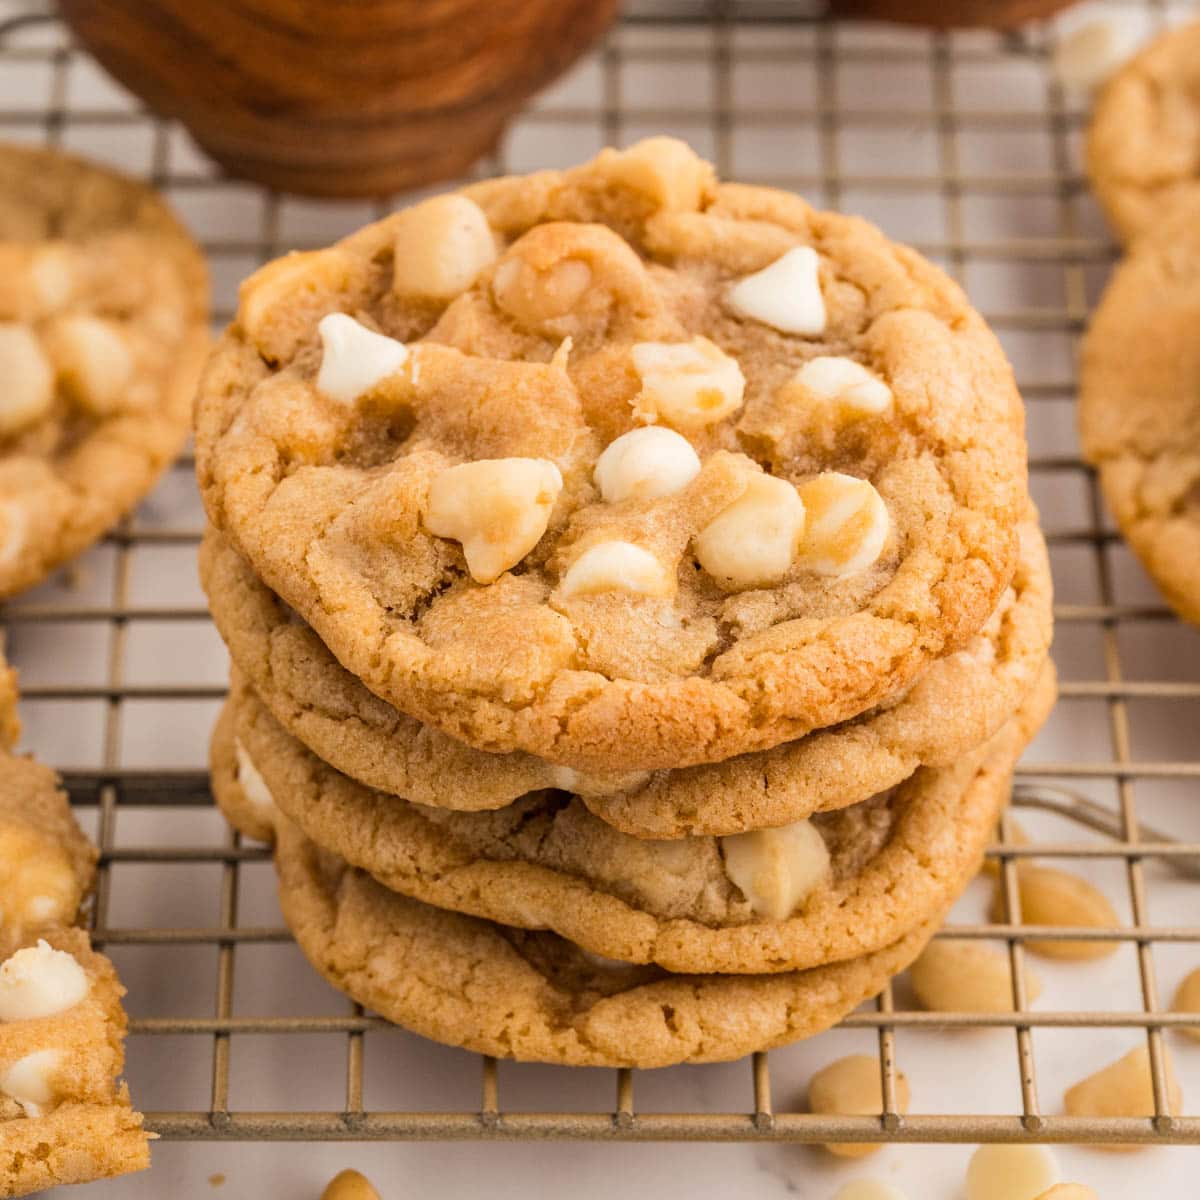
left=0, top=143, right=209, bottom=598
left=1086, top=20, right=1200, bottom=245
left=1079, top=210, right=1200, bottom=626
left=213, top=663, right=1054, bottom=975
left=0, top=748, right=150, bottom=1193
left=194, top=136, right=1028, bottom=775
left=202, top=518, right=1051, bottom=834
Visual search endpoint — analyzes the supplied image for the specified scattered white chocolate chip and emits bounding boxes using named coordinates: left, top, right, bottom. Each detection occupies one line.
left=1052, top=16, right=1144, bottom=94
left=0, top=323, right=54, bottom=435
left=1033, top=1188, right=1098, bottom=1200
left=1063, top=1045, right=1183, bottom=1129
left=807, top=1053, right=911, bottom=1159
left=721, top=819, right=831, bottom=922
left=909, top=939, right=1042, bottom=1013
left=593, top=427, right=701, bottom=504
left=796, top=472, right=889, bottom=579
left=0, top=939, right=89, bottom=1022
left=790, top=355, right=892, bottom=417
left=424, top=457, right=562, bottom=584
left=391, top=194, right=497, bottom=302
left=1172, top=966, right=1200, bottom=1043
left=990, top=865, right=1119, bottom=960
left=234, top=739, right=277, bottom=833
left=834, top=1180, right=910, bottom=1200
left=694, top=473, right=805, bottom=591
left=321, top=1170, right=381, bottom=1200
left=315, top=313, right=408, bottom=405
left=726, top=246, right=826, bottom=335
left=630, top=336, right=745, bottom=430
left=45, top=315, right=134, bottom=416
left=966, top=1145, right=1060, bottom=1200
left=559, top=541, right=671, bottom=600
left=0, top=1047, right=62, bottom=1117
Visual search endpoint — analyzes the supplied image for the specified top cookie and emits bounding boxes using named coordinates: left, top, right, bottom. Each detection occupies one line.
left=196, top=138, right=1027, bottom=773
left=1086, top=21, right=1200, bottom=245
left=1079, top=210, right=1200, bottom=626
left=0, top=144, right=209, bottom=598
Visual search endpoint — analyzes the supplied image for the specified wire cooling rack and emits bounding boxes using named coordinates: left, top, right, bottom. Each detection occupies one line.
left=2, top=0, right=1200, bottom=1168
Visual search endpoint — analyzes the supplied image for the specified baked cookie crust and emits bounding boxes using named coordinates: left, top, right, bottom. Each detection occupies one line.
left=215, top=663, right=1054, bottom=975
left=195, top=138, right=1027, bottom=774
left=1086, top=21, right=1200, bottom=245
left=0, top=144, right=209, bottom=598
left=1079, top=211, right=1200, bottom=626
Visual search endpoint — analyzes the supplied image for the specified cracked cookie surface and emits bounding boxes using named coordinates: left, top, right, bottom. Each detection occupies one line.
left=1086, top=21, right=1200, bottom=245
left=0, top=144, right=209, bottom=598
left=195, top=137, right=1027, bottom=774
left=202, top=518, right=1051, bottom=833
left=1079, top=211, right=1200, bottom=626
left=214, top=663, right=1054, bottom=975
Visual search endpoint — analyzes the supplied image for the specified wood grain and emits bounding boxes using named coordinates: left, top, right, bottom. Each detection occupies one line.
left=59, top=0, right=619, bottom=197
left=828, top=0, right=1078, bottom=28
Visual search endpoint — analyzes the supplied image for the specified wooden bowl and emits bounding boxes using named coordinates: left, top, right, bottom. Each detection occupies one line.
left=828, top=0, right=1079, bottom=28
left=58, top=0, right=619, bottom=198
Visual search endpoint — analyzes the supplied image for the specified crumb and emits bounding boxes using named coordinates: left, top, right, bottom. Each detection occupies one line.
left=209, top=1173, right=226, bottom=1187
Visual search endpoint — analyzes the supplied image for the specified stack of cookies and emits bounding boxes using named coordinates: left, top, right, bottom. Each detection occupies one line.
left=198, top=138, right=1055, bottom=1068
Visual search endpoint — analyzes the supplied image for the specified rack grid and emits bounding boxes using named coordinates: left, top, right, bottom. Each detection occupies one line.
left=1, top=0, right=1199, bottom=1151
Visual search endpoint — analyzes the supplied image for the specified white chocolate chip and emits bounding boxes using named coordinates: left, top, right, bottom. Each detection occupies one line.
left=579, top=948, right=639, bottom=972
left=0, top=939, right=89, bottom=1021
left=549, top=766, right=580, bottom=791
left=796, top=472, right=889, bottom=578
left=315, top=313, right=409, bottom=405
left=630, top=336, right=745, bottom=429
left=1064, top=1045, right=1183, bottom=1125
left=909, top=939, right=1042, bottom=1013
left=721, top=819, right=831, bottom=922
left=1172, top=966, right=1200, bottom=1043
left=492, top=255, right=592, bottom=331
left=1033, top=1188, right=1097, bottom=1200
left=234, top=739, right=277, bottom=833
left=29, top=245, right=74, bottom=314
left=424, top=457, right=562, bottom=584
left=966, top=1145, right=1060, bottom=1200
left=593, top=427, right=701, bottom=504
left=0, top=500, right=28, bottom=568
left=990, top=865, right=1120, bottom=961
left=559, top=541, right=672, bottom=600
left=791, top=356, right=892, bottom=416
left=0, top=324, right=54, bottom=435
left=834, top=1180, right=910, bottom=1200
left=45, top=315, right=134, bottom=416
left=807, top=1053, right=911, bottom=1159
left=726, top=246, right=826, bottom=335
left=391, top=194, right=497, bottom=302
left=694, top=473, right=805, bottom=591
left=321, top=1169, right=382, bottom=1200
left=0, top=1047, right=62, bottom=1117
left=1053, top=16, right=1145, bottom=94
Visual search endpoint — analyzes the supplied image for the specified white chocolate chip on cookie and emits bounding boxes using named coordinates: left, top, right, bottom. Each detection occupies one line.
left=45, top=315, right=135, bottom=416
left=0, top=323, right=54, bottom=435
left=721, top=818, right=831, bottom=921
left=234, top=739, right=277, bottom=832
left=315, top=313, right=409, bottom=405
left=492, top=255, right=592, bottom=332
left=0, top=939, right=89, bottom=1022
left=0, top=501, right=27, bottom=568
left=391, top=194, right=497, bottom=302
left=559, top=541, right=672, bottom=600
left=0, top=1047, right=62, bottom=1117
left=726, top=246, right=826, bottom=335
left=0, top=831, right=80, bottom=935
left=28, top=244, right=75, bottom=315
left=593, top=427, right=701, bottom=503
left=694, top=473, right=806, bottom=591
left=424, top=457, right=563, bottom=584
left=796, top=472, right=889, bottom=578
left=630, top=336, right=745, bottom=429
left=1053, top=16, right=1144, bottom=94
left=789, top=355, right=892, bottom=417
left=966, top=1145, right=1060, bottom=1200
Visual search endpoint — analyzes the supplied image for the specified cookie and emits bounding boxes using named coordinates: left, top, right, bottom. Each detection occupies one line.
left=195, top=136, right=1028, bottom=775
left=1086, top=21, right=1200, bottom=245
left=0, top=144, right=209, bottom=598
left=214, top=662, right=1054, bottom=975
left=1079, top=210, right=1200, bottom=626
left=0, top=648, right=18, bottom=753
left=202, top=517, right=1051, bottom=833
left=0, top=739, right=149, bottom=1193
left=0, top=927, right=150, bottom=1197
left=272, top=811, right=941, bottom=1068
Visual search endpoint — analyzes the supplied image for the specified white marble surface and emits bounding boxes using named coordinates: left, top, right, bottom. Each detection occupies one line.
left=1, top=0, right=1199, bottom=1194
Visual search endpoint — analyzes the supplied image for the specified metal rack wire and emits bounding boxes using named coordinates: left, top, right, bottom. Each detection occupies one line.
left=1, top=0, right=1198, bottom=1150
